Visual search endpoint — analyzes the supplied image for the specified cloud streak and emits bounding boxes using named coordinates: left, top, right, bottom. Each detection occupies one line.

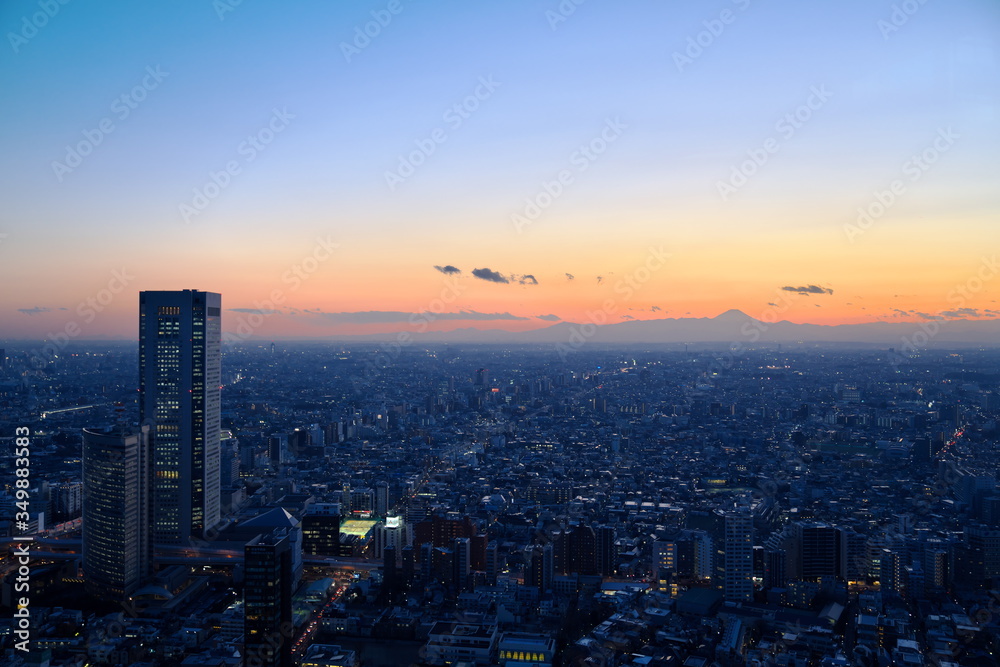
left=312, top=310, right=529, bottom=324
left=781, top=284, right=834, bottom=295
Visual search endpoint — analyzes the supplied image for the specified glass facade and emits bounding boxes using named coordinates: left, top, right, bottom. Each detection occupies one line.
left=139, top=290, right=221, bottom=544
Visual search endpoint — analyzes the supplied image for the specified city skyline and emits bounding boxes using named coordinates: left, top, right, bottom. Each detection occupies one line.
left=2, top=0, right=999, bottom=342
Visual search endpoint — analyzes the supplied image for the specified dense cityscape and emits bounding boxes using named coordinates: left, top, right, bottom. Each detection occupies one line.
left=2, top=290, right=1000, bottom=666
left=2, top=3, right=998, bottom=666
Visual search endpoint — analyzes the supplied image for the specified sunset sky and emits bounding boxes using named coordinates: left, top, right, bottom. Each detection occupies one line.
left=1, top=0, right=998, bottom=341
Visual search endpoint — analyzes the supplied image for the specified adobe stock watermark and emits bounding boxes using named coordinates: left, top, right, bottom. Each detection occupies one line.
left=340, top=0, right=407, bottom=63
left=12, top=426, right=33, bottom=653
left=51, top=66, right=169, bottom=182
left=716, top=84, right=832, bottom=201
left=7, top=0, right=72, bottom=54
left=511, top=117, right=627, bottom=233
left=545, top=0, right=586, bottom=31
left=843, top=127, right=957, bottom=243
left=672, top=0, right=751, bottom=72
left=878, top=0, right=932, bottom=40
left=179, top=107, right=294, bottom=223
left=384, top=76, right=501, bottom=191
left=222, top=235, right=338, bottom=346
left=213, top=0, right=246, bottom=21
left=556, top=245, right=670, bottom=360
left=890, top=255, right=998, bottom=366
left=30, top=268, right=135, bottom=366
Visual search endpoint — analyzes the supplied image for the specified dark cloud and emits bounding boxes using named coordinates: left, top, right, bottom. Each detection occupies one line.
left=915, top=312, right=945, bottom=321
left=536, top=314, right=561, bottom=321
left=767, top=302, right=778, bottom=307
left=565, top=273, right=575, bottom=281
left=518, top=274, right=538, bottom=285
left=596, top=276, right=603, bottom=284
left=472, top=268, right=509, bottom=283
left=18, top=307, right=52, bottom=315
left=780, top=284, right=834, bottom=295
left=941, top=308, right=981, bottom=319
left=621, top=314, right=635, bottom=320
left=434, top=265, right=461, bottom=274
left=650, top=305, right=661, bottom=312
left=313, top=310, right=528, bottom=324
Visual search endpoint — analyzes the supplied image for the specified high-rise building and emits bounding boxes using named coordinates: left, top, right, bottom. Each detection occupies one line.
left=302, top=503, right=341, bottom=557
left=596, top=525, right=616, bottom=577
left=798, top=523, right=841, bottom=580
left=839, top=527, right=868, bottom=583
left=653, top=541, right=677, bottom=590
left=485, top=541, right=499, bottom=584
left=244, top=529, right=294, bottom=667
left=764, top=549, right=787, bottom=589
left=376, top=481, right=390, bottom=517
left=139, top=289, right=222, bottom=545
left=724, top=511, right=754, bottom=602
left=525, top=543, right=554, bottom=592
left=49, top=482, right=83, bottom=523
left=554, top=524, right=597, bottom=576
left=82, top=425, right=151, bottom=600
left=453, top=537, right=471, bottom=592
left=374, top=515, right=407, bottom=565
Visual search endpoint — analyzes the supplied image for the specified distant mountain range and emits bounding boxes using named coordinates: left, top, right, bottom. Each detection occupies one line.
left=325, top=310, right=1000, bottom=347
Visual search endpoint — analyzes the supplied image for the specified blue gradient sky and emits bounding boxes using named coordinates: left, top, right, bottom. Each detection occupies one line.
left=1, top=0, right=998, bottom=340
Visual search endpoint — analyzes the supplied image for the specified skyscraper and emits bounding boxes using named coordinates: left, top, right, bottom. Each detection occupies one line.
left=798, top=523, right=841, bottom=580
left=139, top=289, right=222, bottom=544
left=81, top=425, right=151, bottom=600
left=724, top=511, right=754, bottom=602
left=244, top=529, right=294, bottom=667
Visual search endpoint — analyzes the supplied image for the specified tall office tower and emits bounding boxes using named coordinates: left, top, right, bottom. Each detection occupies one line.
left=244, top=530, right=294, bottom=667
left=554, top=524, right=598, bottom=576
left=453, top=537, right=471, bottom=592
left=798, top=523, right=841, bottom=580
left=401, top=545, right=415, bottom=585
left=596, top=525, right=616, bottom=577
left=383, top=545, right=398, bottom=595
left=764, top=549, right=787, bottom=589
left=724, top=511, right=754, bottom=602
left=82, top=425, right=151, bottom=600
left=267, top=434, right=284, bottom=468
left=139, top=290, right=222, bottom=545
left=302, top=503, right=342, bottom=557
left=375, top=481, right=390, bottom=517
